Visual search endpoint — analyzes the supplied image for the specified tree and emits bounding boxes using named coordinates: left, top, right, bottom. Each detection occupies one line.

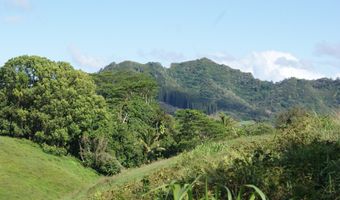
left=174, top=109, right=227, bottom=151
left=0, top=56, right=110, bottom=156
left=92, top=70, right=176, bottom=166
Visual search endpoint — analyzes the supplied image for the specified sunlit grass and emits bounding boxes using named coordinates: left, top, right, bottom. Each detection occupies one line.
left=0, top=136, right=99, bottom=200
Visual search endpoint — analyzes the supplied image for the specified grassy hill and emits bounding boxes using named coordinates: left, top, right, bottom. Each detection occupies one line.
left=70, top=134, right=275, bottom=199
left=0, top=136, right=99, bottom=200
left=99, top=58, right=340, bottom=120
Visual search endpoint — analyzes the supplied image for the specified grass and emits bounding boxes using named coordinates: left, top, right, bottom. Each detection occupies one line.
left=0, top=136, right=99, bottom=200
left=0, top=134, right=275, bottom=200
left=66, top=156, right=178, bottom=200
left=70, top=134, right=275, bottom=199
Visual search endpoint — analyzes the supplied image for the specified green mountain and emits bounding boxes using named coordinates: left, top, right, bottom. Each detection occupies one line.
left=99, top=58, right=340, bottom=120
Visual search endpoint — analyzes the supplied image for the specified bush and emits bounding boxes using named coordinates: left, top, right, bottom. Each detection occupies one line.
left=174, top=109, right=230, bottom=152
left=80, top=136, right=123, bottom=175
left=206, top=113, right=340, bottom=199
left=238, top=122, right=275, bottom=136
left=41, top=143, right=67, bottom=156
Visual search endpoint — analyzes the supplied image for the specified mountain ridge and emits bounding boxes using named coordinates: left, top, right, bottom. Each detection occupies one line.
left=99, top=58, right=339, bottom=120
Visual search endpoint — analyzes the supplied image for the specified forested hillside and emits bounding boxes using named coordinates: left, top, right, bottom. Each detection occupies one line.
left=101, top=58, right=340, bottom=120
left=0, top=56, right=339, bottom=200
left=0, top=56, right=234, bottom=177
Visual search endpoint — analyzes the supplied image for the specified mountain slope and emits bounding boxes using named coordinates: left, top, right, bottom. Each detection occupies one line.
left=0, top=136, right=99, bottom=200
left=99, top=58, right=340, bottom=120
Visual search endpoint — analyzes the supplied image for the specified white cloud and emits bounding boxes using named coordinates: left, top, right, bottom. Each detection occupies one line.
left=69, top=46, right=106, bottom=72
left=7, top=0, right=31, bottom=10
left=3, top=15, right=22, bottom=24
left=137, top=49, right=186, bottom=65
left=207, top=51, right=325, bottom=82
left=197, top=52, right=235, bottom=63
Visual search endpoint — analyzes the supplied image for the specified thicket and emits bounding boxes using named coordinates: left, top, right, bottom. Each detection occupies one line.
left=94, top=108, right=340, bottom=199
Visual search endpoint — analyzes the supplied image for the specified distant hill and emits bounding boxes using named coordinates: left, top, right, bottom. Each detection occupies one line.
left=99, top=58, right=340, bottom=120
left=0, top=136, right=99, bottom=200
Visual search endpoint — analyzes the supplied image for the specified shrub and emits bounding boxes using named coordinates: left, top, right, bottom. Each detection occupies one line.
left=238, top=122, right=275, bottom=136
left=80, top=136, right=123, bottom=175
left=41, top=143, right=67, bottom=156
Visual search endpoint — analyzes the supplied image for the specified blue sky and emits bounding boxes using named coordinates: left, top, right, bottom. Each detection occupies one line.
left=1, top=0, right=340, bottom=81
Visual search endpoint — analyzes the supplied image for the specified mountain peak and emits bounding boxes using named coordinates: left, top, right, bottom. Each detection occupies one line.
left=198, top=57, right=214, bottom=62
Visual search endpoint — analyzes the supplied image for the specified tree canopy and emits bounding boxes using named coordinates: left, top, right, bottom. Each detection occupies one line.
left=0, top=56, right=110, bottom=154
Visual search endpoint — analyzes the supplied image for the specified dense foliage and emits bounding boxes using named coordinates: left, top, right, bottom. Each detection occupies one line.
left=101, top=58, right=340, bottom=120
left=0, top=56, right=109, bottom=149
left=91, top=70, right=234, bottom=168
left=0, top=56, right=118, bottom=175
left=1, top=56, right=339, bottom=199
left=93, top=109, right=340, bottom=200
left=92, top=71, right=175, bottom=167
left=174, top=109, right=229, bottom=151
left=0, top=56, right=237, bottom=175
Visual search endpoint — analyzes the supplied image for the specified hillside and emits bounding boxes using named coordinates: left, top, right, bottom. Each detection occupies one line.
left=69, top=134, right=275, bottom=200
left=71, top=112, right=340, bottom=200
left=0, top=136, right=99, bottom=200
left=100, top=58, right=340, bottom=120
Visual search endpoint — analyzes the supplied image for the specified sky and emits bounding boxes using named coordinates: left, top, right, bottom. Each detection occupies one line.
left=0, top=0, right=340, bottom=82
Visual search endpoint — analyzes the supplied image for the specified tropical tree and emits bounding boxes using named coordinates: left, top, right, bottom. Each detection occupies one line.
left=174, top=109, right=227, bottom=151
left=0, top=56, right=110, bottom=155
left=92, top=70, right=176, bottom=166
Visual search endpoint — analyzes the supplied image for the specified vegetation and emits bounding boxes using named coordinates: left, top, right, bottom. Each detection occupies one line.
left=82, top=108, right=340, bottom=200
left=101, top=58, right=340, bottom=120
left=174, top=109, right=231, bottom=151
left=1, top=56, right=339, bottom=199
left=0, top=56, right=120, bottom=175
left=146, top=178, right=266, bottom=200
left=92, top=70, right=177, bottom=167
left=0, top=136, right=98, bottom=200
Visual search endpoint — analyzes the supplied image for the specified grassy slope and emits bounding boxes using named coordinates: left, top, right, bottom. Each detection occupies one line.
left=66, top=157, right=178, bottom=200
left=71, top=134, right=275, bottom=199
left=0, top=134, right=274, bottom=200
left=0, top=136, right=99, bottom=200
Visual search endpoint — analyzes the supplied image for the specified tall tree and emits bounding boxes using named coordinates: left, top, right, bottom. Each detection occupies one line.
left=92, top=70, right=175, bottom=166
left=174, top=109, right=228, bottom=151
left=0, top=56, right=110, bottom=155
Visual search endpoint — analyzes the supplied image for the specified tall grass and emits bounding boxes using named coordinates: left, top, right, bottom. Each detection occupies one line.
left=146, top=176, right=267, bottom=200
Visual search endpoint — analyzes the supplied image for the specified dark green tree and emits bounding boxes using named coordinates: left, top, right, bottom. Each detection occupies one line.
left=92, top=70, right=176, bottom=167
left=174, top=109, right=228, bottom=151
left=0, top=55, right=110, bottom=154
